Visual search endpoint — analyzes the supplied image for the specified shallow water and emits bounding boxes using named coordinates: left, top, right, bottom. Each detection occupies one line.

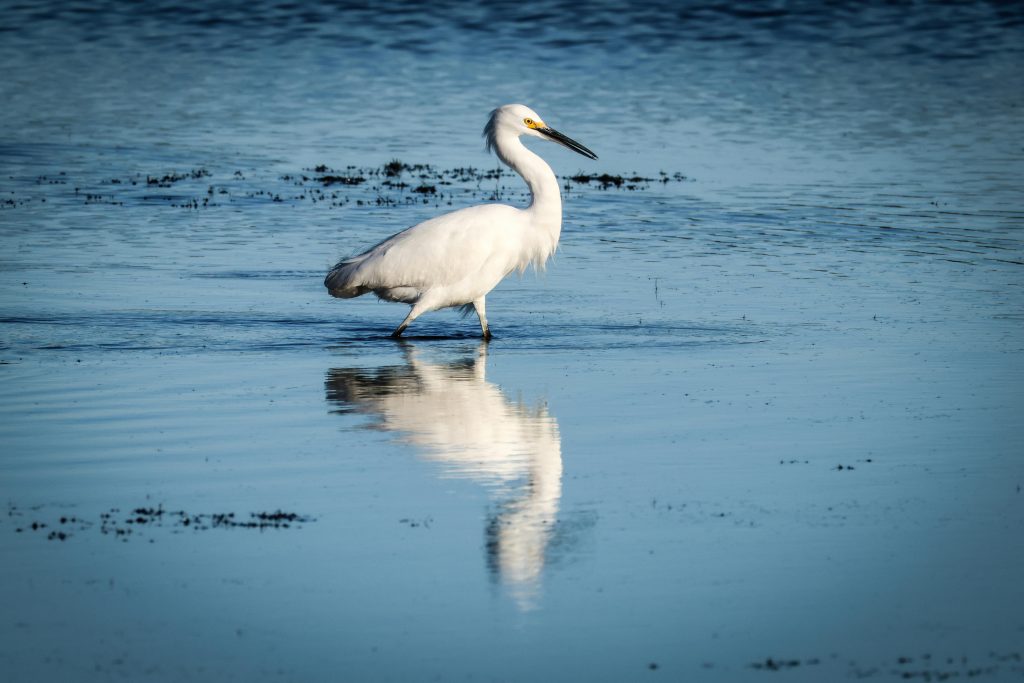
left=2, top=1, right=1024, bottom=681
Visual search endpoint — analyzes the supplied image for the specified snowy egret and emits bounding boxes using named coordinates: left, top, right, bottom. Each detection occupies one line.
left=324, top=103, right=597, bottom=339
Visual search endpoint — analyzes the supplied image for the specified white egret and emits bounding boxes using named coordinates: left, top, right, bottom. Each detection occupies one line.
left=324, top=104, right=597, bottom=339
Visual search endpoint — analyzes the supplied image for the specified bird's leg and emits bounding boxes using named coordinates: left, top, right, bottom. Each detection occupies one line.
left=473, top=297, right=492, bottom=341
left=392, top=306, right=422, bottom=338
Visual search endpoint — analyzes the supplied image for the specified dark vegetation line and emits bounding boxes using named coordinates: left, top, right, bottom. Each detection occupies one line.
left=2, top=161, right=691, bottom=210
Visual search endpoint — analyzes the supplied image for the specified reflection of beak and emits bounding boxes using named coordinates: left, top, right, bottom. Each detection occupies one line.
left=538, top=126, right=598, bottom=160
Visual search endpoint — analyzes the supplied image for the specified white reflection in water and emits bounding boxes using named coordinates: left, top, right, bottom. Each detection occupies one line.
left=325, top=343, right=562, bottom=609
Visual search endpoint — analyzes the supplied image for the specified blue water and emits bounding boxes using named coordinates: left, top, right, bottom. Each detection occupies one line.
left=2, top=1, right=1023, bottom=681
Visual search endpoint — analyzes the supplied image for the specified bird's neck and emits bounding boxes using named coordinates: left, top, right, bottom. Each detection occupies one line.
left=497, top=135, right=563, bottom=241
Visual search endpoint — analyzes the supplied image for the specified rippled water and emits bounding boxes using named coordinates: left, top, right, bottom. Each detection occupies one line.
left=2, top=1, right=1023, bottom=681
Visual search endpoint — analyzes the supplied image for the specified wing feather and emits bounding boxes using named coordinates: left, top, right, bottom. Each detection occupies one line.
left=325, top=204, right=525, bottom=299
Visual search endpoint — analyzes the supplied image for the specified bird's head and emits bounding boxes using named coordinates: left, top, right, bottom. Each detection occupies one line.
left=485, top=104, right=597, bottom=160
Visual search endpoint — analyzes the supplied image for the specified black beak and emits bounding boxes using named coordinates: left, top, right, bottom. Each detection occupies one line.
left=539, top=126, right=598, bottom=160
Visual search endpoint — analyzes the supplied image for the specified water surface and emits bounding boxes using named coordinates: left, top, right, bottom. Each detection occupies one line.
left=2, top=1, right=1023, bottom=681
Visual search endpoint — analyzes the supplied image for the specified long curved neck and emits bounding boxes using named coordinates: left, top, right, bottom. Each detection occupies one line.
left=494, top=132, right=563, bottom=232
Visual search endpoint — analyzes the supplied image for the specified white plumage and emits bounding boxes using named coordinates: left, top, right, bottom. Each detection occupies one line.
left=324, top=104, right=597, bottom=339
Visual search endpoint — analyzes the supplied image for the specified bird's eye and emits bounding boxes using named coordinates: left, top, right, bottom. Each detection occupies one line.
left=524, top=118, right=534, bottom=126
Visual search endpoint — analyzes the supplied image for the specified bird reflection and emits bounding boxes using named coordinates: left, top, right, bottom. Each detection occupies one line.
left=325, top=343, right=562, bottom=609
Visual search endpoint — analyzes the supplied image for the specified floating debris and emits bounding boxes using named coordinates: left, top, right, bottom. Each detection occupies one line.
left=751, top=657, right=814, bottom=671
left=2, top=161, right=691, bottom=213
left=6, top=503, right=315, bottom=542
left=398, top=516, right=433, bottom=529
left=567, top=172, right=656, bottom=189
left=145, top=168, right=211, bottom=187
left=318, top=174, right=366, bottom=186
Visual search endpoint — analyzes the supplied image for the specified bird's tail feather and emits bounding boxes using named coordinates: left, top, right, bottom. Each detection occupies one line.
left=325, top=257, right=370, bottom=299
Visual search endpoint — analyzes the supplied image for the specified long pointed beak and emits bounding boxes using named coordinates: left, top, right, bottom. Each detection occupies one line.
left=539, top=126, right=598, bottom=160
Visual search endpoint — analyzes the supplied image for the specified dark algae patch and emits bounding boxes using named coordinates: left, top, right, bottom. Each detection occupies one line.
left=398, top=516, right=433, bottom=529
left=567, top=172, right=653, bottom=189
left=1, top=161, right=689, bottom=212
left=746, top=652, right=1022, bottom=679
left=317, top=174, right=366, bottom=186
left=145, top=168, right=212, bottom=187
left=6, top=503, right=315, bottom=542
left=750, top=657, right=814, bottom=671
left=566, top=171, right=687, bottom=189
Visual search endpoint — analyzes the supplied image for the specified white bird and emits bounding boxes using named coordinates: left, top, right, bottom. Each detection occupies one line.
left=324, top=104, right=597, bottom=339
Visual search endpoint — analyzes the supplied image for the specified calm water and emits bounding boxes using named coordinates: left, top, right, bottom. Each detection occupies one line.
left=2, top=1, right=1024, bottom=681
